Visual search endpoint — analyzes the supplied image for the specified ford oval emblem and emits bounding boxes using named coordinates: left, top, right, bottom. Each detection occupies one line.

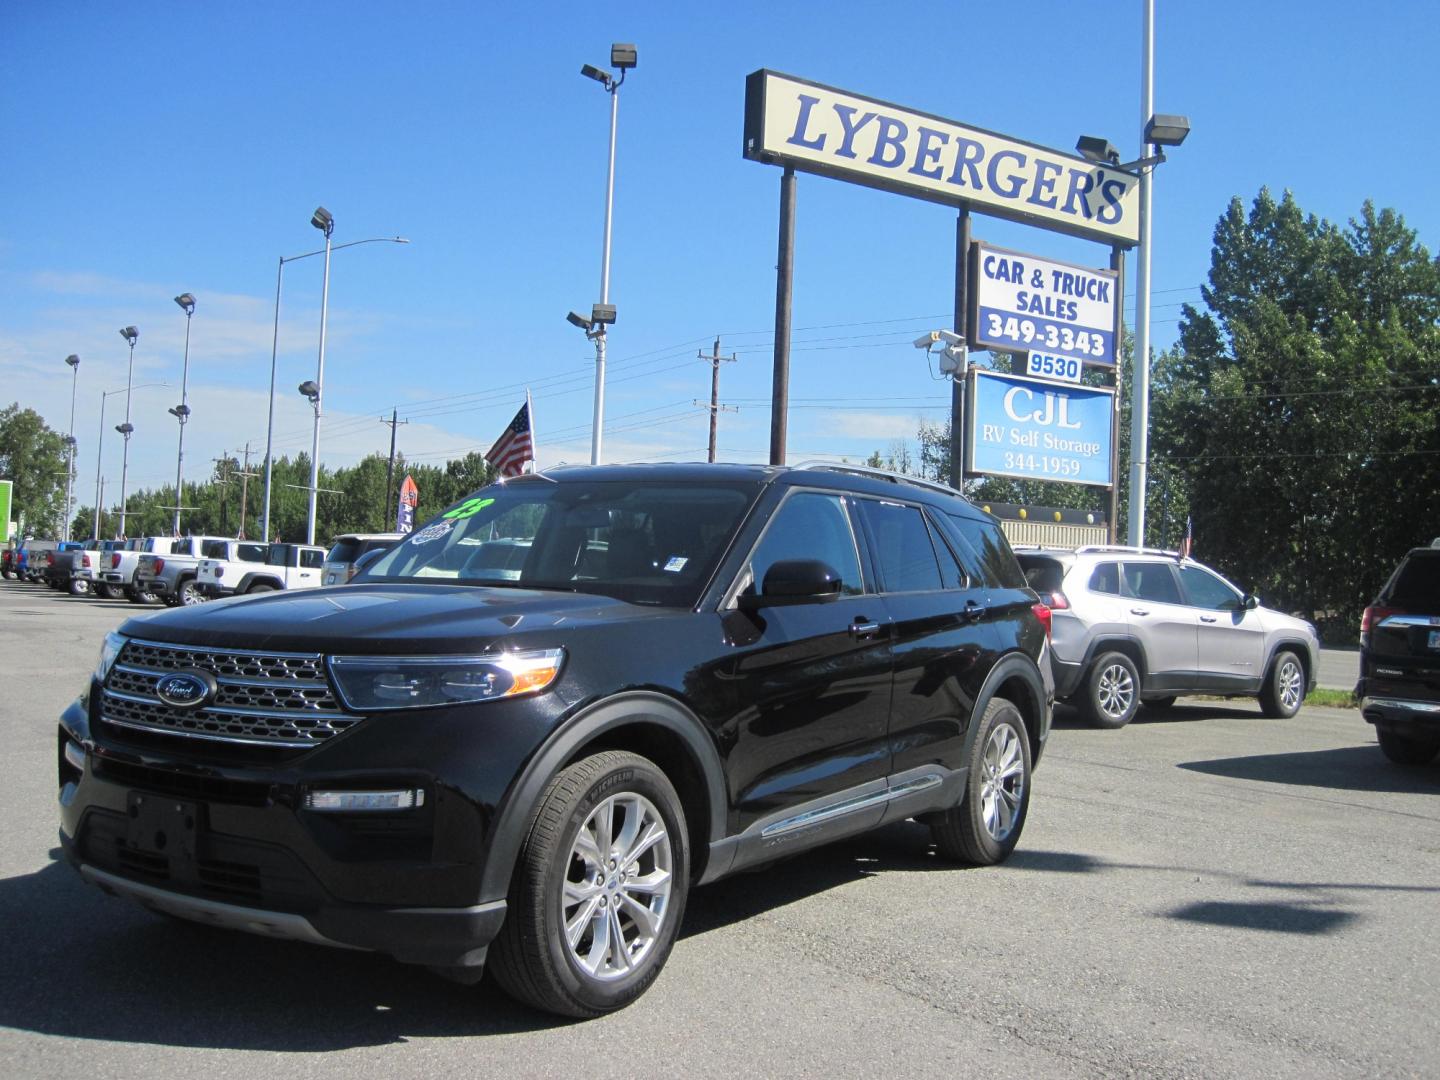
left=155, top=670, right=216, bottom=710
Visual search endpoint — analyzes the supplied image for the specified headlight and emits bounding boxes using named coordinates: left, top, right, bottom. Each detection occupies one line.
left=328, top=648, right=565, bottom=711
left=95, top=631, right=126, bottom=683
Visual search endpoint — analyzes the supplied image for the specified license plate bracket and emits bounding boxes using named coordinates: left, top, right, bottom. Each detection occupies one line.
left=125, top=792, right=202, bottom=862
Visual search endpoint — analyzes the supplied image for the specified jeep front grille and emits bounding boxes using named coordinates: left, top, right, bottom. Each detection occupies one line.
left=100, top=639, right=362, bottom=749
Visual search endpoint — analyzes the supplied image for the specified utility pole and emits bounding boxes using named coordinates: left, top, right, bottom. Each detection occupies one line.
left=381, top=409, right=408, bottom=526
left=235, top=443, right=258, bottom=539
left=213, top=453, right=233, bottom=535
left=696, top=337, right=737, bottom=463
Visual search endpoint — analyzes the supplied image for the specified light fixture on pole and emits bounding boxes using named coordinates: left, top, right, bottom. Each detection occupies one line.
left=169, top=293, right=196, bottom=535
left=259, top=235, right=408, bottom=543
left=63, top=354, right=80, bottom=540
left=116, top=326, right=138, bottom=538
left=578, top=42, right=637, bottom=465
left=303, top=206, right=335, bottom=547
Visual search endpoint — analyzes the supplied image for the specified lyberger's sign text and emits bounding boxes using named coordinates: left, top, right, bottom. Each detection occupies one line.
left=744, top=71, right=1139, bottom=247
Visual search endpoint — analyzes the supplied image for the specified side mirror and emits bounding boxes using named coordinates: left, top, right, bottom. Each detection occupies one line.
left=1243, top=593, right=1259, bottom=610
left=738, top=559, right=844, bottom=609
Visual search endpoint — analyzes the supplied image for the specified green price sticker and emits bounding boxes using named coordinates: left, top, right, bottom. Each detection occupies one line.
left=442, top=496, right=495, bottom=520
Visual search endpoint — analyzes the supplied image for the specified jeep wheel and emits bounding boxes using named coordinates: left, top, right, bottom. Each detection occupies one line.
left=490, top=750, right=688, bottom=1018
left=1084, top=651, right=1139, bottom=728
left=1259, top=650, right=1305, bottom=718
left=246, top=583, right=276, bottom=594
left=68, top=578, right=90, bottom=596
left=1376, top=728, right=1440, bottom=766
left=931, top=698, right=1031, bottom=866
left=177, top=579, right=206, bottom=606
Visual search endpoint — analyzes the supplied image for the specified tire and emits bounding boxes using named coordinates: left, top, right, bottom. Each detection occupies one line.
left=1143, top=696, right=1177, bottom=711
left=100, top=583, right=126, bottom=601
left=176, top=578, right=206, bottom=606
left=127, top=587, right=158, bottom=605
left=489, top=750, right=689, bottom=1018
left=1259, top=650, right=1305, bottom=718
left=931, top=698, right=1032, bottom=866
left=1376, top=728, right=1440, bottom=766
left=68, top=578, right=90, bottom=596
left=1083, top=651, right=1140, bottom=729
left=246, top=583, right=276, bottom=594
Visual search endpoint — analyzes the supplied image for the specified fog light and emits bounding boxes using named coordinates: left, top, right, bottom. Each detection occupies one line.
left=64, top=740, right=86, bottom=772
left=304, top=789, right=425, bottom=812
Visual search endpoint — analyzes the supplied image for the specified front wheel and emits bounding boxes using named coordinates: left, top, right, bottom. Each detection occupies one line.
left=489, top=750, right=689, bottom=1018
left=931, top=698, right=1032, bottom=866
left=68, top=578, right=90, bottom=596
left=1083, top=651, right=1140, bottom=729
left=1259, top=650, right=1305, bottom=718
left=1376, top=728, right=1440, bottom=765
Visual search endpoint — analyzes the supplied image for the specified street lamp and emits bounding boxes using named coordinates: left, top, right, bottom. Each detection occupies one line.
left=170, top=293, right=196, bottom=535
left=301, top=207, right=336, bottom=547
left=577, top=42, right=637, bottom=465
left=64, top=354, right=79, bottom=540
left=116, top=326, right=138, bottom=538
left=259, top=227, right=409, bottom=544
left=94, top=381, right=166, bottom=540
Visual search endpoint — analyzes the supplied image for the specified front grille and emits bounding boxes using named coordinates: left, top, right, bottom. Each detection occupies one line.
left=101, top=639, right=363, bottom=750
left=92, top=757, right=273, bottom=806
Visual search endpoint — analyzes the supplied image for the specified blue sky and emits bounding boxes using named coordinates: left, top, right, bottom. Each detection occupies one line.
left=4, top=2, right=1437, bottom=516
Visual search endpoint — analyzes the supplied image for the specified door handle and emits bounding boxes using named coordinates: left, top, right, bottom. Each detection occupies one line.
left=849, top=619, right=881, bottom=639
left=1199, top=615, right=1218, bottom=623
left=1129, top=607, right=1150, bottom=616
left=960, top=600, right=985, bottom=623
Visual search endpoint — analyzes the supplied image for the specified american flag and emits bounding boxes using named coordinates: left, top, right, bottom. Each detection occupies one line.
left=1178, top=514, right=1193, bottom=559
left=485, top=400, right=534, bottom=477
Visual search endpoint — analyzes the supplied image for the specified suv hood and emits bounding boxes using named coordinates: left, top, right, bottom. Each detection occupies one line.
left=120, top=583, right=674, bottom=653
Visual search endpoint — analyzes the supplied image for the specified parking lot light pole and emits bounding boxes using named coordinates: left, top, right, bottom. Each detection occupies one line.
left=116, top=326, right=138, bottom=538
left=580, top=43, right=636, bottom=465
left=259, top=235, right=408, bottom=544
left=169, top=294, right=196, bottom=535
left=64, top=354, right=79, bottom=540
left=304, top=207, right=335, bottom=547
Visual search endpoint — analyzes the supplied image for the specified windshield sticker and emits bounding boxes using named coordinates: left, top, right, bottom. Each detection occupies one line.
left=410, top=520, right=455, bottom=545
left=443, top=497, right=495, bottom=520
left=663, top=556, right=688, bottom=573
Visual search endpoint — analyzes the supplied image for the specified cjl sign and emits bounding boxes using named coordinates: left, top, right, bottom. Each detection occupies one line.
left=965, top=369, right=1114, bottom=486
left=969, top=242, right=1118, bottom=367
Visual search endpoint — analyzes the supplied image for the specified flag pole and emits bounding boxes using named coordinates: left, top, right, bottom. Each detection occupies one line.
left=526, top=388, right=536, bottom=474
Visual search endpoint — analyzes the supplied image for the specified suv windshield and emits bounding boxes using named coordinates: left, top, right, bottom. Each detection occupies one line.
left=363, top=479, right=759, bottom=607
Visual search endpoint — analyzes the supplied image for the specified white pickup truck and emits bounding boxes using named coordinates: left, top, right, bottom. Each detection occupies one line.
left=134, top=536, right=262, bottom=606
left=195, top=541, right=327, bottom=598
left=99, top=537, right=179, bottom=604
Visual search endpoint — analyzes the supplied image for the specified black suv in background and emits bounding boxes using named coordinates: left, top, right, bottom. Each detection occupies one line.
left=58, top=463, right=1052, bottom=1017
left=1357, top=540, right=1440, bottom=765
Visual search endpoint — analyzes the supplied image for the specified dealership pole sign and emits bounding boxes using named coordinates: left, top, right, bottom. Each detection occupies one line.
left=969, top=241, right=1119, bottom=368
left=744, top=71, right=1140, bottom=248
left=965, top=370, right=1114, bottom=486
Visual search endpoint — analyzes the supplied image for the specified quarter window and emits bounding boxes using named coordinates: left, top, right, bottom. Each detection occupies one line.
left=1089, top=562, right=1121, bottom=594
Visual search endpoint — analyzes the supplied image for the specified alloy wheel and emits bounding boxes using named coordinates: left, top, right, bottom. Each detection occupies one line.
left=562, top=792, right=673, bottom=981
left=1098, top=662, right=1135, bottom=721
left=979, top=721, right=1026, bottom=843
left=1278, top=659, right=1303, bottom=713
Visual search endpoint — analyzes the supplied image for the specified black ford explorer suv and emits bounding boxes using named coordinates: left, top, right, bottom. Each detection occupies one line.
left=59, top=463, right=1053, bottom=1017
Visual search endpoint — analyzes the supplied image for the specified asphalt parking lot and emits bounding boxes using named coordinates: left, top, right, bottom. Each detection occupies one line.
left=1, top=583, right=1434, bottom=1079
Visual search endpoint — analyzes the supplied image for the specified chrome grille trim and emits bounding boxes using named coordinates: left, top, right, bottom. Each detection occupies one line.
left=101, top=639, right=362, bottom=749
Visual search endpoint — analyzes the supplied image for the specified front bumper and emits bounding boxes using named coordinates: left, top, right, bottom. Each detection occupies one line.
left=56, top=689, right=554, bottom=970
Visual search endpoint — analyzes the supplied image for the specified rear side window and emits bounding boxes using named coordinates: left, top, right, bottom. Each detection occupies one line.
left=1124, top=562, right=1182, bottom=604
left=859, top=500, right=943, bottom=593
left=237, top=543, right=268, bottom=563
left=301, top=549, right=324, bottom=569
left=945, top=514, right=1026, bottom=589
left=202, top=540, right=227, bottom=559
left=1019, top=555, right=1066, bottom=594
left=1385, top=552, right=1440, bottom=608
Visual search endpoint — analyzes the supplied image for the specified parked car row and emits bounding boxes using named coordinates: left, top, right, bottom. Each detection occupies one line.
left=4, top=532, right=403, bottom=605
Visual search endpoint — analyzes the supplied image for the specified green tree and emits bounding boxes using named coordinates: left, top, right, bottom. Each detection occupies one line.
left=0, top=403, right=70, bottom=536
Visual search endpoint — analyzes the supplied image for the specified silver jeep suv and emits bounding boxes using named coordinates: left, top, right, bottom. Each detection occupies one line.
left=1015, top=546, right=1319, bottom=727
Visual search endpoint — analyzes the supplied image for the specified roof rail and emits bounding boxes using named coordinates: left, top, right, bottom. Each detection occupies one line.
left=1074, top=544, right=1185, bottom=558
left=794, top=461, right=961, bottom=499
